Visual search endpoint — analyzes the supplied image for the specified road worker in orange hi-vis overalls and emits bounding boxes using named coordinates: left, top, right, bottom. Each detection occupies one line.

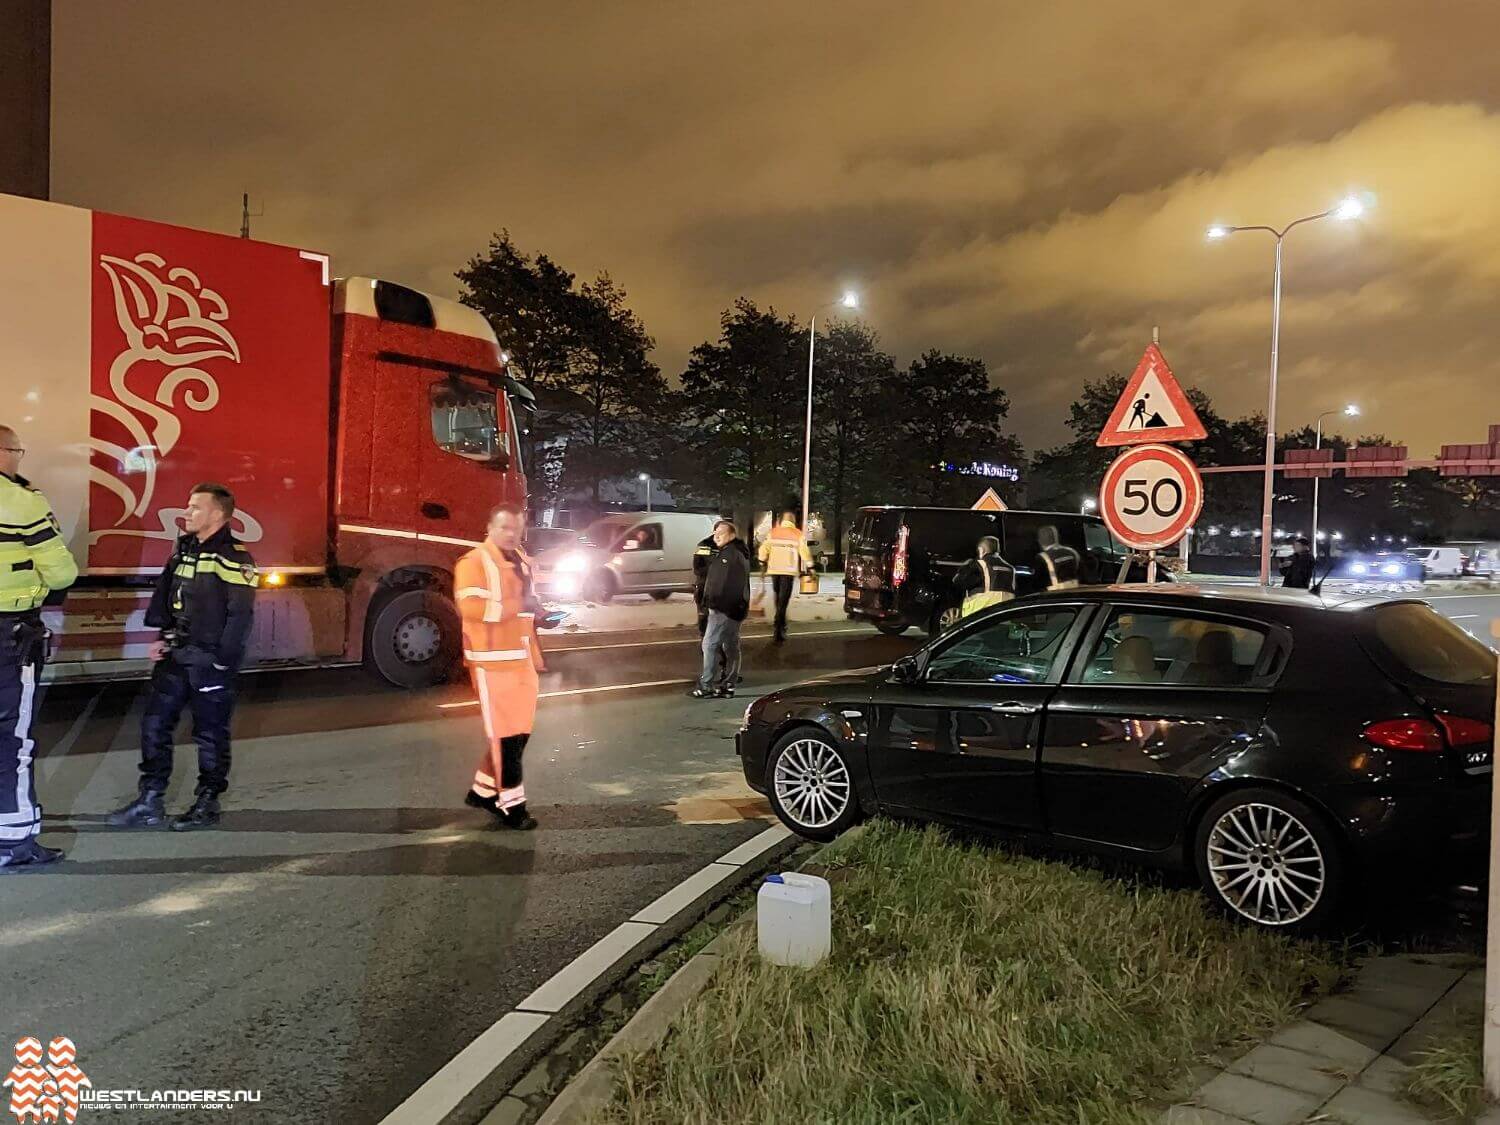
left=455, top=504, right=546, bottom=830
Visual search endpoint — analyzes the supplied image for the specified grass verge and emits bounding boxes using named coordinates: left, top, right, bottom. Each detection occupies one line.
left=591, top=819, right=1344, bottom=1125
left=1404, top=1014, right=1486, bottom=1123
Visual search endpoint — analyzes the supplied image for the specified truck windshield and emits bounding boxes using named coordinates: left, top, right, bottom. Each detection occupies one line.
left=1084, top=521, right=1117, bottom=553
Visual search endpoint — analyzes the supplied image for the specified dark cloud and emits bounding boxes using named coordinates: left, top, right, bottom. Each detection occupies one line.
left=52, top=0, right=1500, bottom=456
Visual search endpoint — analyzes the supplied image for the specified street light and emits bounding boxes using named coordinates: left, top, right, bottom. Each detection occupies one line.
left=1206, top=194, right=1368, bottom=586
left=1081, top=497, right=1098, bottom=515
left=638, top=472, right=652, bottom=512
left=1311, top=403, right=1359, bottom=561
left=801, top=290, right=861, bottom=534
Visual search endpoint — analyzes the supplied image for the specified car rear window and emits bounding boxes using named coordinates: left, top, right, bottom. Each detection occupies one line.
left=1367, top=603, right=1495, bottom=686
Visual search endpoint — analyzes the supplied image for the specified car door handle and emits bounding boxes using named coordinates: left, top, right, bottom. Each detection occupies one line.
left=421, top=502, right=450, bottom=520
left=990, top=702, right=1039, bottom=714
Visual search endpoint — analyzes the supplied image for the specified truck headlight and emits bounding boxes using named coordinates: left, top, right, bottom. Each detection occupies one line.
left=556, top=552, right=591, bottom=574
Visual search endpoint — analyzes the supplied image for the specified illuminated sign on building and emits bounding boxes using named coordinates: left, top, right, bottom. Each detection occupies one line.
left=937, top=461, right=1021, bottom=481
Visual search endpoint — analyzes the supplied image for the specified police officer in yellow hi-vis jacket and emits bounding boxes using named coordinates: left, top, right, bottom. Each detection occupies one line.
left=758, top=510, right=814, bottom=645
left=0, top=426, right=79, bottom=871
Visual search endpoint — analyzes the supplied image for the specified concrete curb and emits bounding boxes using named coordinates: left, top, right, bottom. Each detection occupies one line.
left=378, top=824, right=798, bottom=1125
left=529, top=930, right=738, bottom=1125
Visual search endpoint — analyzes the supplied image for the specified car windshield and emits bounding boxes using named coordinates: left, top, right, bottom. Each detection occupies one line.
left=580, top=517, right=634, bottom=550
left=1367, top=603, right=1495, bottom=686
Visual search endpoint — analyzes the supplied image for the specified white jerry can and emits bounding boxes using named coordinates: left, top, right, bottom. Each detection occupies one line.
left=757, top=872, right=831, bottom=967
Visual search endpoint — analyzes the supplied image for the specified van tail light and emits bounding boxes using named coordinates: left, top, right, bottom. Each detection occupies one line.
left=1362, top=719, right=1443, bottom=752
left=892, top=524, right=909, bottom=588
left=1435, top=714, right=1493, bottom=747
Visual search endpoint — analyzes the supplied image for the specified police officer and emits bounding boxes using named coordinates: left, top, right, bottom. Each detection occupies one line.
left=1038, top=525, right=1082, bottom=590
left=0, top=426, right=79, bottom=871
left=954, top=536, right=1015, bottom=619
left=108, top=483, right=257, bottom=832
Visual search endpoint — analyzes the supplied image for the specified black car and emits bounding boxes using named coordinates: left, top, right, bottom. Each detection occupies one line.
left=844, top=506, right=1150, bottom=637
left=738, top=585, right=1493, bottom=931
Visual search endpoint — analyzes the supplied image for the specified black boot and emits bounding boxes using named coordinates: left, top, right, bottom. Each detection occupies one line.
left=501, top=803, right=538, bottom=831
left=0, top=839, right=63, bottom=871
left=170, top=791, right=221, bottom=832
left=465, top=790, right=503, bottom=818
left=107, top=790, right=166, bottom=829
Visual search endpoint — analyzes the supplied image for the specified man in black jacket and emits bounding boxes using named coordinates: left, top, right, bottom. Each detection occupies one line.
left=691, top=521, right=730, bottom=638
left=1281, top=536, right=1315, bottom=589
left=108, top=483, right=257, bottom=831
left=690, top=521, right=750, bottom=699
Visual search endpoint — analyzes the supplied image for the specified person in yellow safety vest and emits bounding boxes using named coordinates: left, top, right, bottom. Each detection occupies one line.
left=0, top=425, right=79, bottom=871
left=954, top=536, right=1015, bottom=618
left=1038, top=524, right=1081, bottom=590
left=455, top=503, right=547, bottom=830
left=757, top=510, right=814, bottom=645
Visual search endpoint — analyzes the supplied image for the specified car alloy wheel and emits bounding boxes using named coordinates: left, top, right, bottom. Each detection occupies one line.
left=772, top=737, right=852, bottom=831
left=1205, top=802, right=1326, bottom=926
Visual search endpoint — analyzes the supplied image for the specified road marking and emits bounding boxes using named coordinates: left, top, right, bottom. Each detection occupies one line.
left=377, top=823, right=793, bottom=1125
left=437, top=678, right=693, bottom=710
left=549, top=625, right=865, bottom=653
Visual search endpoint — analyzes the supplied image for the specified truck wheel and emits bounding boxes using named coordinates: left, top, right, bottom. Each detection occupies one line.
left=365, top=587, right=461, bottom=689
left=585, top=571, right=616, bottom=604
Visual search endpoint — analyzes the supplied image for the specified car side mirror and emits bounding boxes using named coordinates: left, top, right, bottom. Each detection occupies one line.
left=892, top=656, right=922, bottom=684
left=488, top=449, right=511, bottom=472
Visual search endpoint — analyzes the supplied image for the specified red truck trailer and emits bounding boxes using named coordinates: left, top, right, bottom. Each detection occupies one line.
left=1, top=191, right=533, bottom=686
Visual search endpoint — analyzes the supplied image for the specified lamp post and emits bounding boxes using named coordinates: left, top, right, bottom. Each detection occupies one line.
left=638, top=472, right=652, bottom=512
left=1207, top=195, right=1366, bottom=586
left=1311, top=404, right=1359, bottom=559
left=801, top=290, right=860, bottom=534
left=1081, top=497, right=1097, bottom=515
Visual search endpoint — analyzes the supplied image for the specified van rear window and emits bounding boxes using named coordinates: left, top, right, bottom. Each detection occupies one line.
left=849, top=510, right=900, bottom=553
left=1367, top=603, right=1495, bottom=686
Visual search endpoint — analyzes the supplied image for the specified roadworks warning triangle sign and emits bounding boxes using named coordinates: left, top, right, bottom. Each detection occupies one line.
left=1096, top=342, right=1206, bottom=447
left=972, top=488, right=1007, bottom=511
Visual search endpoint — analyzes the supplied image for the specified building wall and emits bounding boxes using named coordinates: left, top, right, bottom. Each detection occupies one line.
left=0, top=0, right=50, bottom=199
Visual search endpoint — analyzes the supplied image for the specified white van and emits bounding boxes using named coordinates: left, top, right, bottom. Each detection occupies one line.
left=1406, top=546, right=1465, bottom=579
left=532, top=511, right=719, bottom=602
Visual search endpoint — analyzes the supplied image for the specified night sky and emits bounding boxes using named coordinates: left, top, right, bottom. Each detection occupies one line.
left=51, top=0, right=1500, bottom=457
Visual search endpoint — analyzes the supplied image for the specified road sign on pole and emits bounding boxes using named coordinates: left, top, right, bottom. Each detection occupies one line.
left=972, top=488, right=1007, bottom=511
left=1097, top=343, right=1207, bottom=447
left=1099, top=444, right=1204, bottom=551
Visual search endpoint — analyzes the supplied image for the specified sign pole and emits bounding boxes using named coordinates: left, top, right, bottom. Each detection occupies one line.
left=1486, top=621, right=1500, bottom=1099
left=1146, top=550, right=1158, bottom=585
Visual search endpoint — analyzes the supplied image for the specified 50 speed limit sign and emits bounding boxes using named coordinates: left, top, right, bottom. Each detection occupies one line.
left=1099, top=443, right=1204, bottom=551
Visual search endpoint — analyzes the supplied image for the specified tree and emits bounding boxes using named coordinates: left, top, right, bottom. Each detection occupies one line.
left=554, top=273, right=668, bottom=503
left=809, top=320, right=899, bottom=559
left=672, top=299, right=805, bottom=529
left=456, top=231, right=581, bottom=493
left=886, top=350, right=1019, bottom=506
left=1028, top=374, right=1127, bottom=512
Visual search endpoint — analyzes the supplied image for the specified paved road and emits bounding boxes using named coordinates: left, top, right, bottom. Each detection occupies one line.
left=9, top=622, right=915, bottom=1124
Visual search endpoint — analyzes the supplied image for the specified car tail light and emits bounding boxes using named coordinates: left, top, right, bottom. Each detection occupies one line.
left=1435, top=714, right=1493, bottom=747
left=892, top=524, right=909, bottom=588
left=1362, top=719, right=1444, bottom=752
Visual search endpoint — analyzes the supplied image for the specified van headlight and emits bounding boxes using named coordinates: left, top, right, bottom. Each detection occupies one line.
left=556, top=552, right=591, bottom=574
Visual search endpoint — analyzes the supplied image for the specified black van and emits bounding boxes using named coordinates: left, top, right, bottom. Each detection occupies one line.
left=844, top=506, right=1142, bottom=635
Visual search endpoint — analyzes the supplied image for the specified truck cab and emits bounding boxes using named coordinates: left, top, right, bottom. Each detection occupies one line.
left=331, top=278, right=535, bottom=687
